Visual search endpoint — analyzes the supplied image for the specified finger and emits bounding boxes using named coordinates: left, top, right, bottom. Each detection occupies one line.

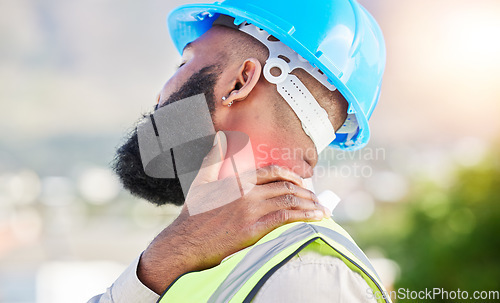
left=191, top=131, right=227, bottom=186
left=240, top=165, right=303, bottom=186
left=266, top=195, right=327, bottom=214
left=254, top=181, right=318, bottom=202
left=256, top=209, right=325, bottom=233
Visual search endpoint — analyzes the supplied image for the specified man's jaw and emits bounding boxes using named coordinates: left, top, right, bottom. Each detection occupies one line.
left=256, top=158, right=314, bottom=179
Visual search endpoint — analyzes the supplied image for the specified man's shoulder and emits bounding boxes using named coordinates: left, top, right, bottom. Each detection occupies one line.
left=252, top=250, right=376, bottom=302
left=282, top=249, right=361, bottom=276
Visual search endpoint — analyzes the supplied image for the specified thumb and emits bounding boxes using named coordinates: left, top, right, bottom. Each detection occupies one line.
left=192, top=131, right=227, bottom=185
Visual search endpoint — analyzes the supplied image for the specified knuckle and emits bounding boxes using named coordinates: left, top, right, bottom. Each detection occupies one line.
left=276, top=209, right=289, bottom=223
left=283, top=194, right=299, bottom=208
left=303, top=210, right=314, bottom=219
left=256, top=167, right=265, bottom=177
left=259, top=165, right=275, bottom=179
left=247, top=201, right=263, bottom=218
left=241, top=215, right=255, bottom=229
left=270, top=165, right=281, bottom=175
left=283, top=181, right=295, bottom=194
left=246, top=225, right=260, bottom=240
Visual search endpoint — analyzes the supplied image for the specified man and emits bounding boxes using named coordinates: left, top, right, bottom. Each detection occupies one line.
left=90, top=0, right=388, bottom=302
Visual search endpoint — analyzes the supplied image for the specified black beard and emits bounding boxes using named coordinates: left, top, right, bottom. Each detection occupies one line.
left=112, top=65, right=219, bottom=206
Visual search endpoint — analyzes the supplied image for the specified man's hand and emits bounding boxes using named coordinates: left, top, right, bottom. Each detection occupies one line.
left=138, top=131, right=329, bottom=294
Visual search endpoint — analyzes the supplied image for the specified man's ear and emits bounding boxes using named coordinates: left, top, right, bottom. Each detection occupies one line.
left=221, top=58, right=262, bottom=107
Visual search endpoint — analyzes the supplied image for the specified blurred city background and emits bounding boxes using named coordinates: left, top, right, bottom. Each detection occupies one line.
left=1, top=0, right=499, bottom=302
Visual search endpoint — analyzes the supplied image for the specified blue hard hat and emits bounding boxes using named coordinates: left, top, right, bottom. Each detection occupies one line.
left=167, top=0, right=386, bottom=151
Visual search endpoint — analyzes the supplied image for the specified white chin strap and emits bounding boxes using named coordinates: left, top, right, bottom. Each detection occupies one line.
left=237, top=22, right=336, bottom=154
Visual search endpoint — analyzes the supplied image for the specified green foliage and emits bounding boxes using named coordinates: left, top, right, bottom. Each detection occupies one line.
left=351, top=149, right=500, bottom=302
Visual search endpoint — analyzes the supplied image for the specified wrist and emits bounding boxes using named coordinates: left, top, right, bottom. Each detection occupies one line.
left=138, top=245, right=189, bottom=294
left=137, top=221, right=199, bottom=294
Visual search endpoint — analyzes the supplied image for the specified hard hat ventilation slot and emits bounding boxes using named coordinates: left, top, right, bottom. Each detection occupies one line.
left=267, top=35, right=280, bottom=42
left=278, top=55, right=290, bottom=63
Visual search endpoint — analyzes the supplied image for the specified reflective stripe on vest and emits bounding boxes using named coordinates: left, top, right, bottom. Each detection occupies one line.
left=158, top=219, right=392, bottom=303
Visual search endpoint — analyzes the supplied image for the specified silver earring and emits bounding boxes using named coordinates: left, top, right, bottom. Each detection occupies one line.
left=222, top=96, right=233, bottom=107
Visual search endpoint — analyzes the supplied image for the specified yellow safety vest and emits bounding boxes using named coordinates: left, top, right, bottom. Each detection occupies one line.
left=158, top=218, right=392, bottom=303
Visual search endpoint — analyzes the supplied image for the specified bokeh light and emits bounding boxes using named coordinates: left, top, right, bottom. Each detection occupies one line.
left=77, top=167, right=120, bottom=205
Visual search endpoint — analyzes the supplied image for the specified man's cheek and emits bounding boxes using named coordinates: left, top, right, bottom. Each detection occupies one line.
left=159, top=73, right=190, bottom=106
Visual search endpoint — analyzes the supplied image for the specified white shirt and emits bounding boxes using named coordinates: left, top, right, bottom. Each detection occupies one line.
left=88, top=250, right=376, bottom=303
